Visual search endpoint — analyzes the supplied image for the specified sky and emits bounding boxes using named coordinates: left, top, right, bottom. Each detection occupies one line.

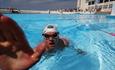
left=0, top=0, right=77, bottom=10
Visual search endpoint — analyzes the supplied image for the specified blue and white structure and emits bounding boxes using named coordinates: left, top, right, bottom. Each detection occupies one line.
left=77, top=0, right=115, bottom=13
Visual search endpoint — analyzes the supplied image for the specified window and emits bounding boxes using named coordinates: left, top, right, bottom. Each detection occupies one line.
left=88, top=2, right=91, bottom=5
left=88, top=1, right=95, bottom=5
left=103, top=5, right=108, bottom=9
left=92, top=1, right=95, bottom=5
left=98, top=5, right=102, bottom=9
left=104, top=0, right=109, bottom=2
left=110, top=0, right=115, bottom=1
left=109, top=4, right=112, bottom=8
left=99, top=0, right=103, bottom=3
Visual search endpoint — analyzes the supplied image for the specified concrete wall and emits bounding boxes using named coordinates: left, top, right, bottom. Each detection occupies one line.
left=111, top=2, right=115, bottom=15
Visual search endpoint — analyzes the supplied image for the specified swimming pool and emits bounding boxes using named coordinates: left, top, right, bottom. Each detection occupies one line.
left=5, top=14, right=115, bottom=70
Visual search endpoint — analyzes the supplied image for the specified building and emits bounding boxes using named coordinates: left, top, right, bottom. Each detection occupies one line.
left=77, top=0, right=115, bottom=13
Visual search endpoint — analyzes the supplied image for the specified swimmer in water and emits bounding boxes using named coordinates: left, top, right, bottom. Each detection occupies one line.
left=0, top=14, right=69, bottom=70
left=39, top=24, right=69, bottom=53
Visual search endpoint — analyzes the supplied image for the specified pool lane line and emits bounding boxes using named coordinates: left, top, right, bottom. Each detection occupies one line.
left=100, top=30, right=115, bottom=36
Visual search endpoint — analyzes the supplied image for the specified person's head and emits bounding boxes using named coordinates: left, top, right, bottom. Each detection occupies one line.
left=42, top=24, right=59, bottom=47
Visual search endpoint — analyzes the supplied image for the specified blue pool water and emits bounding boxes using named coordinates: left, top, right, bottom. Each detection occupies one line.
left=5, top=14, right=115, bottom=70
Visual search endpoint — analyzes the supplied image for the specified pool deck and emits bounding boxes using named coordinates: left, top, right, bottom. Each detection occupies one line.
left=0, top=9, right=77, bottom=14
left=0, top=9, right=115, bottom=15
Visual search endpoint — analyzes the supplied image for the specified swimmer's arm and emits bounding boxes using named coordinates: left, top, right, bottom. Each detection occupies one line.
left=31, top=43, right=46, bottom=61
left=1, top=15, right=33, bottom=53
left=62, top=38, right=69, bottom=47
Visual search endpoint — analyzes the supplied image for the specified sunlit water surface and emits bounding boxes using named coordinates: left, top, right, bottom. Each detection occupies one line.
left=5, top=14, right=115, bottom=70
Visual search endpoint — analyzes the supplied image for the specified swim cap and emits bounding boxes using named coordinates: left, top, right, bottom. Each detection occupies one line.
left=43, top=24, right=58, bottom=34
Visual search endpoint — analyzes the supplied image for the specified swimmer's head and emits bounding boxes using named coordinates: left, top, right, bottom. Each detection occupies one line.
left=42, top=24, right=59, bottom=47
left=43, top=24, right=58, bottom=34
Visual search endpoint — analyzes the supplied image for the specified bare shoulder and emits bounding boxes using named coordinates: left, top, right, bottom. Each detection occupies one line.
left=1, top=15, right=11, bottom=21
left=0, top=15, right=24, bottom=34
left=61, top=38, right=69, bottom=47
left=1, top=15, right=17, bottom=26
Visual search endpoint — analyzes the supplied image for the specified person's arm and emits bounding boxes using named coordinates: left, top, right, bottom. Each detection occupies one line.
left=62, top=38, right=69, bottom=47
left=1, top=15, right=34, bottom=54
left=0, top=15, right=14, bottom=48
left=31, top=42, right=46, bottom=62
